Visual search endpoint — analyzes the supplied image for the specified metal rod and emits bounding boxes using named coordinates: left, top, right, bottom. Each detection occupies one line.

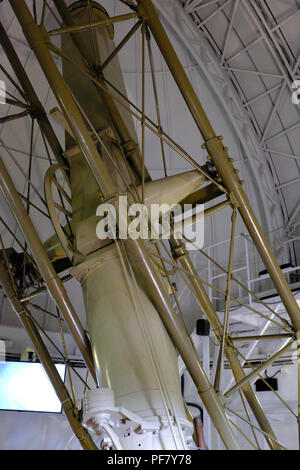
left=4, top=98, right=28, bottom=109
left=231, top=334, right=294, bottom=342
left=225, top=340, right=294, bottom=398
left=21, top=274, right=72, bottom=303
left=226, top=407, right=287, bottom=450
left=0, top=110, right=29, bottom=124
left=0, top=149, right=97, bottom=383
left=214, top=208, right=237, bottom=391
left=238, top=390, right=261, bottom=450
left=100, top=20, right=142, bottom=72
left=228, top=417, right=258, bottom=450
left=56, top=307, right=78, bottom=412
left=141, top=23, right=146, bottom=203
left=0, top=260, right=97, bottom=450
left=49, top=12, right=138, bottom=36
left=146, top=28, right=167, bottom=177
left=26, top=117, right=35, bottom=215
left=158, top=200, right=230, bottom=240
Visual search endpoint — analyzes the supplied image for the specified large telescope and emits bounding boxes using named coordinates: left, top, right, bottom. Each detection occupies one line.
left=2, top=0, right=299, bottom=451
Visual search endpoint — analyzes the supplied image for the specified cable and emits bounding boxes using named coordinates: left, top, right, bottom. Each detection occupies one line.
left=265, top=368, right=281, bottom=379
left=181, top=375, right=204, bottom=421
left=186, top=402, right=204, bottom=422
left=102, top=424, right=123, bottom=450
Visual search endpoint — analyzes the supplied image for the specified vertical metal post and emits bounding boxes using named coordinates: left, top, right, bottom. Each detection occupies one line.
left=202, top=334, right=211, bottom=448
left=214, top=209, right=237, bottom=392
left=244, top=236, right=252, bottom=306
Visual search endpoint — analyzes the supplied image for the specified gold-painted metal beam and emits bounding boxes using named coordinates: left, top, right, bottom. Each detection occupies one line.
left=20, top=274, right=72, bottom=303
left=231, top=334, right=294, bottom=342
left=100, top=20, right=142, bottom=72
left=49, top=12, right=138, bottom=36
left=0, top=110, right=29, bottom=124
left=157, top=200, right=230, bottom=241
left=214, top=209, right=237, bottom=392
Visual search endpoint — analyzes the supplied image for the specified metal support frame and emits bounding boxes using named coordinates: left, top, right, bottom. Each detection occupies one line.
left=136, top=0, right=300, bottom=332
left=3, top=0, right=299, bottom=450
left=131, top=0, right=300, bottom=449
left=10, top=0, right=241, bottom=450
left=49, top=12, right=138, bottom=36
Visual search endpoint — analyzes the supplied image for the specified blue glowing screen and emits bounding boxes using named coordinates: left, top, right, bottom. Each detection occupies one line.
left=0, top=362, right=66, bottom=413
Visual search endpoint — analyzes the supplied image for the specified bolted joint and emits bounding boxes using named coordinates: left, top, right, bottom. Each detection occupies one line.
left=216, top=392, right=227, bottom=408
left=28, top=108, right=45, bottom=120
left=203, top=135, right=227, bottom=156
left=171, top=243, right=186, bottom=260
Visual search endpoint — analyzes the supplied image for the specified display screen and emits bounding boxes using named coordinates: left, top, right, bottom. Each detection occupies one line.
left=0, top=361, right=66, bottom=413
